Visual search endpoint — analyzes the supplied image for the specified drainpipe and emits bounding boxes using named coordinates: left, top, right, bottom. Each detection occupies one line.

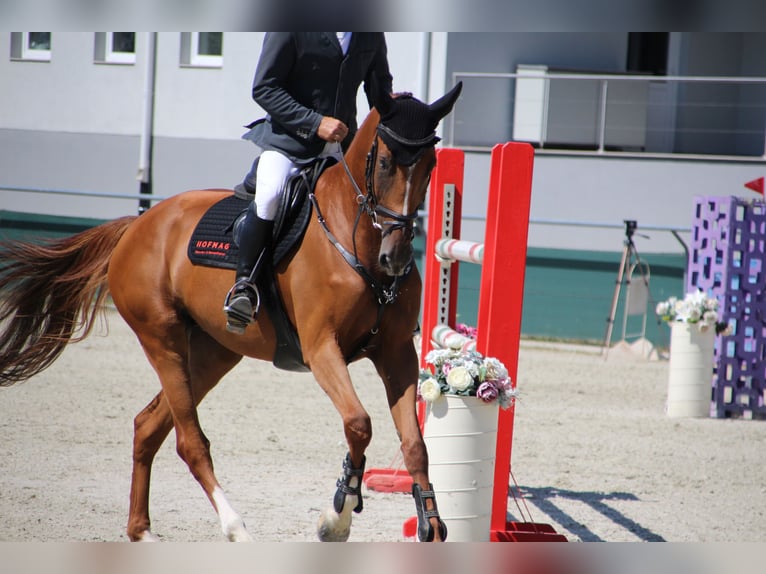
left=416, top=33, right=432, bottom=238
left=419, top=32, right=432, bottom=102
left=137, top=32, right=157, bottom=215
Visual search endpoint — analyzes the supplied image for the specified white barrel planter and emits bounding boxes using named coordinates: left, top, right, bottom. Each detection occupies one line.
left=667, top=322, right=715, bottom=418
left=423, top=395, right=498, bottom=541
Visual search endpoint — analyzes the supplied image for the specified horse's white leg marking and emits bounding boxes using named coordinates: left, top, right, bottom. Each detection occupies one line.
left=316, top=476, right=359, bottom=542
left=136, top=529, right=160, bottom=542
left=212, top=486, right=252, bottom=542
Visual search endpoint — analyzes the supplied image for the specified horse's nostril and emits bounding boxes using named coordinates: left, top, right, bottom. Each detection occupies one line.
left=379, top=253, right=389, bottom=268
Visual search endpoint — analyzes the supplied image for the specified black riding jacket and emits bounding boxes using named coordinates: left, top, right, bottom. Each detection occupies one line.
left=243, top=32, right=393, bottom=162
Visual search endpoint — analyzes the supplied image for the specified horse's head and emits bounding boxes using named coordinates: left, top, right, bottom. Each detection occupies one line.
left=365, top=81, right=463, bottom=277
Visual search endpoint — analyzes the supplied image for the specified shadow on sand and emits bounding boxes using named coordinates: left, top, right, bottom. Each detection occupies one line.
left=508, top=486, right=666, bottom=542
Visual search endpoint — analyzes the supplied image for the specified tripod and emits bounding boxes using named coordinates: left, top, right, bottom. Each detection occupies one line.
left=602, top=220, right=657, bottom=356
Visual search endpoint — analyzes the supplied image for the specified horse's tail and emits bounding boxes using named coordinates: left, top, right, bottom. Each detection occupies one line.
left=0, top=216, right=136, bottom=386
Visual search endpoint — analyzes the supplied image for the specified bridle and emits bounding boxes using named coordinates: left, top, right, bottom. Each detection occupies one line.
left=308, top=121, right=437, bottom=334
left=345, top=127, right=432, bottom=241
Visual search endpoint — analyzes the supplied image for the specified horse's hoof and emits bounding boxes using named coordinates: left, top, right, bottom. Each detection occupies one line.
left=227, top=528, right=253, bottom=542
left=317, top=509, right=351, bottom=542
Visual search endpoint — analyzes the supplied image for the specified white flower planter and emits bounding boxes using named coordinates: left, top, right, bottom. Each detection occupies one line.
left=423, top=394, right=498, bottom=541
left=667, top=322, right=715, bottom=418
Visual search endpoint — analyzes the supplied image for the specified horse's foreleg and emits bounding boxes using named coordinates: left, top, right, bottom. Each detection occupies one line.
left=387, top=386, right=446, bottom=542
left=375, top=343, right=447, bottom=542
left=305, top=340, right=372, bottom=542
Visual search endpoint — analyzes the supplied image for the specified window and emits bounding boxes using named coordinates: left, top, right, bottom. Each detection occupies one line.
left=180, top=32, right=223, bottom=68
left=626, top=33, right=669, bottom=76
left=10, top=32, right=52, bottom=62
left=94, top=32, right=136, bottom=64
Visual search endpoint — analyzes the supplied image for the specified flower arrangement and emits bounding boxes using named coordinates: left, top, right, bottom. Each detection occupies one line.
left=418, top=348, right=517, bottom=409
left=656, top=289, right=732, bottom=335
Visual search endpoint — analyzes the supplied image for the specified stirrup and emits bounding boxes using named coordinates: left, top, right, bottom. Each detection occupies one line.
left=412, top=483, right=447, bottom=542
left=223, top=281, right=260, bottom=334
left=333, top=453, right=366, bottom=514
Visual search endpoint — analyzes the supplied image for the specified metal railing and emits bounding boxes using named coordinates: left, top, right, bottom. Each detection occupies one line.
left=449, top=71, right=766, bottom=160
left=0, top=185, right=169, bottom=203
left=2, top=185, right=691, bottom=259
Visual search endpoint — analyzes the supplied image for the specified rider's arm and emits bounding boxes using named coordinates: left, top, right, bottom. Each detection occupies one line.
left=251, top=33, right=324, bottom=143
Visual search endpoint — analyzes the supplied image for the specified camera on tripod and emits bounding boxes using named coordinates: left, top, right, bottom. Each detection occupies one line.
left=602, top=219, right=662, bottom=357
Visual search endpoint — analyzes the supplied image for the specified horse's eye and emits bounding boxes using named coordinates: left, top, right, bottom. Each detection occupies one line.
left=379, top=157, right=390, bottom=171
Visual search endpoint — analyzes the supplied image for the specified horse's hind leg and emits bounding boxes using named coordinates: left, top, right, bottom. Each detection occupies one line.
left=127, top=390, right=172, bottom=541
left=127, top=324, right=245, bottom=541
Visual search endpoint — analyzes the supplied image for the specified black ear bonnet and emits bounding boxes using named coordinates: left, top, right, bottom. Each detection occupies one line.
left=377, top=95, right=442, bottom=166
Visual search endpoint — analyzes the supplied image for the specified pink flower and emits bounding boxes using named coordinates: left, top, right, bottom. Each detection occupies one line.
left=477, top=381, right=499, bottom=403
left=456, top=323, right=478, bottom=339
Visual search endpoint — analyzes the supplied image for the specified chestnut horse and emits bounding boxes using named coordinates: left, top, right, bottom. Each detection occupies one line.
left=0, top=82, right=462, bottom=542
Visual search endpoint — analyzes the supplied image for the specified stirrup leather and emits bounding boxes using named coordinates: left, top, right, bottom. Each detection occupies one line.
left=223, top=280, right=260, bottom=334
left=412, top=483, right=448, bottom=542
left=333, top=453, right=366, bottom=514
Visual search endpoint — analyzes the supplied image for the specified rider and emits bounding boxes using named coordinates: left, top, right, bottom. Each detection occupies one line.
left=224, top=32, right=394, bottom=334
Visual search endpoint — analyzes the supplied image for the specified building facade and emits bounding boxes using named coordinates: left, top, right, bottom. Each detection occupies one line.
left=2, top=32, right=765, bottom=343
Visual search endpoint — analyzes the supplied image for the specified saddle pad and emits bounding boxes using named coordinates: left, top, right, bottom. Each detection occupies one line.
left=187, top=194, right=247, bottom=270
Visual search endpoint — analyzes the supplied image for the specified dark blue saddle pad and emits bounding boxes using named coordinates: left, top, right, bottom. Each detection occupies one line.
left=187, top=194, right=248, bottom=270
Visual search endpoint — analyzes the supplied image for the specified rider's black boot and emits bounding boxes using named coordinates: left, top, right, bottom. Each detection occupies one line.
left=223, top=204, right=274, bottom=334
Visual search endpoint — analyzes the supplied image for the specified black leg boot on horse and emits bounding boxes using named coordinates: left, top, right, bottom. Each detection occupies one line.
left=223, top=203, right=274, bottom=334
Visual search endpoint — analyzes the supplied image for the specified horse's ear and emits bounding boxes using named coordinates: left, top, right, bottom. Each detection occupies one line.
left=371, top=74, right=395, bottom=117
left=428, top=81, right=463, bottom=122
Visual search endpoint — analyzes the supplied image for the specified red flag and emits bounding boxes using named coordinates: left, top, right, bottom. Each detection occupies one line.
left=744, top=177, right=764, bottom=196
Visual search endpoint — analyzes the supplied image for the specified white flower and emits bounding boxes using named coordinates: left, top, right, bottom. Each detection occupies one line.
left=702, top=310, right=718, bottom=325
left=656, top=301, right=672, bottom=317
left=419, top=377, right=442, bottom=402
left=465, top=361, right=481, bottom=380
left=498, top=379, right=518, bottom=409
left=685, top=306, right=702, bottom=323
left=446, top=366, right=473, bottom=391
left=484, top=357, right=508, bottom=381
left=687, top=289, right=706, bottom=304
left=424, top=349, right=452, bottom=368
